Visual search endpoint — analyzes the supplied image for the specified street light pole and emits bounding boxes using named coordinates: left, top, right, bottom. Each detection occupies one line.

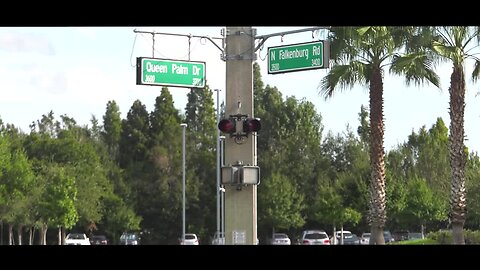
left=215, top=89, right=221, bottom=239
left=180, top=123, right=187, bottom=244
left=220, top=135, right=226, bottom=243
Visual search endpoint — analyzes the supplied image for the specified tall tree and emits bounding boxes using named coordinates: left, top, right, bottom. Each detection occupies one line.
left=426, top=26, right=480, bottom=244
left=320, top=27, right=439, bottom=244
left=102, top=100, right=122, bottom=162
left=184, top=86, right=216, bottom=241
left=118, top=100, right=151, bottom=212
left=142, top=87, right=183, bottom=244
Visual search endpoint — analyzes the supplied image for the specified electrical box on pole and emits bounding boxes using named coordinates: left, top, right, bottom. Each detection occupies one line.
left=221, top=164, right=260, bottom=186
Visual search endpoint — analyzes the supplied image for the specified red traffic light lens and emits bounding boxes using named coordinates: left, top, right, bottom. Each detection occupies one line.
left=218, top=119, right=236, bottom=133
left=243, top=118, right=261, bottom=133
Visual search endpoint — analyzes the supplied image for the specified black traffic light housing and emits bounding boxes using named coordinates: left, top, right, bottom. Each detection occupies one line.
left=243, top=118, right=261, bottom=133
left=218, top=114, right=261, bottom=143
left=218, top=118, right=236, bottom=134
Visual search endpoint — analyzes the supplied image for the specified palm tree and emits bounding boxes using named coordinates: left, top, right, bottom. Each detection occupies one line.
left=319, top=27, right=439, bottom=244
left=427, top=26, right=480, bottom=244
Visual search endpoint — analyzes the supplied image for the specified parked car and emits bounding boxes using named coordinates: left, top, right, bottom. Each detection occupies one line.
left=65, top=233, right=90, bottom=245
left=331, top=230, right=353, bottom=245
left=360, top=231, right=394, bottom=244
left=393, top=230, right=409, bottom=241
left=300, top=230, right=330, bottom=245
left=271, top=233, right=291, bottom=245
left=408, top=232, right=424, bottom=240
left=331, top=231, right=360, bottom=245
left=360, top=232, right=371, bottom=245
left=180, top=233, right=199, bottom=245
left=211, top=232, right=225, bottom=245
left=384, top=230, right=395, bottom=243
left=90, top=235, right=108, bottom=245
left=343, top=233, right=360, bottom=245
left=120, top=232, right=140, bottom=245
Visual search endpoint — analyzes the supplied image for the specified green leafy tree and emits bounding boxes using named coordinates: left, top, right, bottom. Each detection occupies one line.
left=102, top=100, right=122, bottom=161
left=0, top=148, right=35, bottom=245
left=184, top=86, right=216, bottom=242
left=403, top=176, right=447, bottom=232
left=119, top=100, right=151, bottom=214
left=465, top=152, right=480, bottom=229
left=312, top=183, right=361, bottom=236
left=36, top=163, right=78, bottom=245
left=99, top=193, right=141, bottom=244
left=386, top=119, right=451, bottom=232
left=258, top=172, right=305, bottom=236
left=141, top=87, right=184, bottom=244
left=320, top=26, right=439, bottom=244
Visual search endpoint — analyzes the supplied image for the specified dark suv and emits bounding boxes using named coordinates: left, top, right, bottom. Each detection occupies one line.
left=120, top=233, right=140, bottom=245
left=90, top=235, right=108, bottom=245
left=384, top=230, right=394, bottom=243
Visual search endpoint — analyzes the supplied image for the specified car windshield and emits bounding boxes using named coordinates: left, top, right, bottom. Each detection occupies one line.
left=305, top=233, right=327, bottom=239
left=68, top=234, right=84, bottom=239
left=274, top=234, right=288, bottom=239
left=121, top=234, right=137, bottom=240
left=338, top=232, right=353, bottom=238
left=185, top=234, right=196, bottom=240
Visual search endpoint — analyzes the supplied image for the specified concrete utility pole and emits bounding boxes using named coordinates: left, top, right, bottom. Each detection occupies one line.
left=133, top=26, right=329, bottom=246
left=224, top=26, right=257, bottom=245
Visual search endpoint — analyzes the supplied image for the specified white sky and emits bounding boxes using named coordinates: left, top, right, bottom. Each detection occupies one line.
left=0, top=27, right=479, bottom=153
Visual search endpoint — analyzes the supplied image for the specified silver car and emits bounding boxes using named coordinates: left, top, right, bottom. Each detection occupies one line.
left=271, top=233, right=291, bottom=245
left=180, top=233, right=199, bottom=245
left=300, top=230, right=330, bottom=245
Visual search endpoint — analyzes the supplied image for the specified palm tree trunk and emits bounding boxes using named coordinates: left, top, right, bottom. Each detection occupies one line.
left=448, top=65, right=467, bottom=245
left=368, top=66, right=387, bottom=244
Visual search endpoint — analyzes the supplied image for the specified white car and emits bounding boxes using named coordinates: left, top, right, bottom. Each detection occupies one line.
left=65, top=233, right=90, bottom=245
left=180, top=233, right=199, bottom=245
left=360, top=232, right=371, bottom=245
left=271, top=233, right=291, bottom=245
left=300, top=230, right=330, bottom=245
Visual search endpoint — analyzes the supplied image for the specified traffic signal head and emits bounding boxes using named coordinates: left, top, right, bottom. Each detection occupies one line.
left=243, top=118, right=261, bottom=133
left=218, top=118, right=236, bottom=134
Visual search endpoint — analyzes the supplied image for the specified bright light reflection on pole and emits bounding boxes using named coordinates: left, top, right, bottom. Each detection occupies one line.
left=180, top=123, right=187, bottom=244
left=215, top=89, right=221, bottom=239
left=220, top=135, right=225, bottom=244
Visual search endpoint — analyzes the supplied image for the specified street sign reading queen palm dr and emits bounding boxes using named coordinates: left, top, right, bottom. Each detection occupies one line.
left=136, top=57, right=206, bottom=88
left=268, top=40, right=329, bottom=74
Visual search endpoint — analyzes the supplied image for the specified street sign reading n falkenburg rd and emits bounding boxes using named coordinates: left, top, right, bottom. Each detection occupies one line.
left=268, top=40, right=329, bottom=74
left=136, top=57, right=206, bottom=88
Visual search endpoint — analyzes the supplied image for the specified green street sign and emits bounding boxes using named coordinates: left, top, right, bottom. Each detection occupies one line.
left=268, top=41, right=328, bottom=74
left=136, top=57, right=206, bottom=88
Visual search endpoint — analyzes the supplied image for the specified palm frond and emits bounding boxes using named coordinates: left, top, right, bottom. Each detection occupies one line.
left=390, top=52, right=441, bottom=88
left=318, top=61, right=369, bottom=99
left=472, top=59, right=480, bottom=83
left=432, top=41, right=458, bottom=60
left=357, top=27, right=373, bottom=36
